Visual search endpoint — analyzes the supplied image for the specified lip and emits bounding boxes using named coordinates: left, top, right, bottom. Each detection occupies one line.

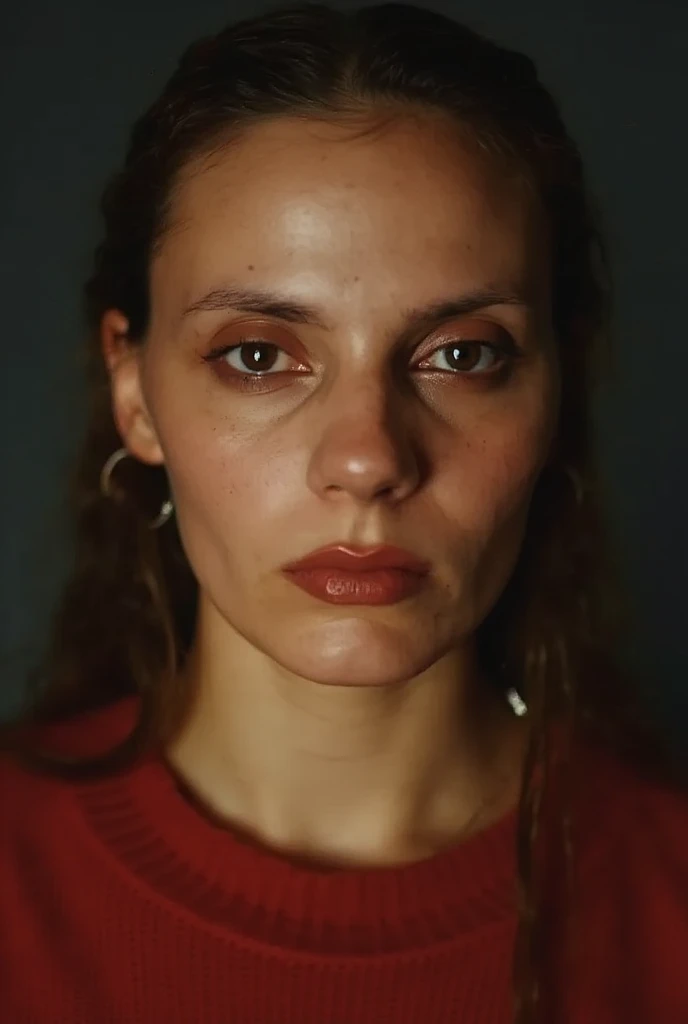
left=283, top=567, right=426, bottom=605
left=282, top=544, right=431, bottom=574
left=281, top=544, right=431, bottom=606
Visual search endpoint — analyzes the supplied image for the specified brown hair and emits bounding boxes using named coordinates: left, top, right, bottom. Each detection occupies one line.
left=3, top=3, right=684, bottom=1021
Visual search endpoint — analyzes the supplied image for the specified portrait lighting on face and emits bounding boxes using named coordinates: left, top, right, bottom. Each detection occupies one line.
left=3, top=7, right=686, bottom=1024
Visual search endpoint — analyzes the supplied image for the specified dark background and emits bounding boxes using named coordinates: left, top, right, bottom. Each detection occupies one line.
left=1, top=0, right=686, bottom=758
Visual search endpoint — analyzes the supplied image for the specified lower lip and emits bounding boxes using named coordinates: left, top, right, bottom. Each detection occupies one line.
left=283, top=568, right=427, bottom=605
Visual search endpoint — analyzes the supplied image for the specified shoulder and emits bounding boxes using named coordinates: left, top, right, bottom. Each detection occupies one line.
left=0, top=696, right=140, bottom=847
left=544, top=717, right=688, bottom=864
left=572, top=732, right=688, bottom=873
left=541, top=723, right=688, bottom=906
left=2, top=695, right=140, bottom=761
left=559, top=733, right=688, bottom=1019
left=538, top=727, right=688, bottom=1020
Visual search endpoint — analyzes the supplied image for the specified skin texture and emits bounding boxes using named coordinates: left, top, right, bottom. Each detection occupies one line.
left=102, top=110, right=561, bottom=867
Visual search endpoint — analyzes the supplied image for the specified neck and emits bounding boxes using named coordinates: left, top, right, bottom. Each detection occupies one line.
left=165, top=602, right=529, bottom=869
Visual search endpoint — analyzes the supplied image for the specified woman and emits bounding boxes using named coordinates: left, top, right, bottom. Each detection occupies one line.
left=1, top=3, right=686, bottom=1022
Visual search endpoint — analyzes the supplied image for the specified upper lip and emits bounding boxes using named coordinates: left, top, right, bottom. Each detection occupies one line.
left=282, top=544, right=431, bottom=574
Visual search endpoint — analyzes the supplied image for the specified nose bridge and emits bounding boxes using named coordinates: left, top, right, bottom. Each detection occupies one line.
left=306, top=369, right=423, bottom=503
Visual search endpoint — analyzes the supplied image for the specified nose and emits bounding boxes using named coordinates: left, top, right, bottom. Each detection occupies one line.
left=306, top=384, right=424, bottom=506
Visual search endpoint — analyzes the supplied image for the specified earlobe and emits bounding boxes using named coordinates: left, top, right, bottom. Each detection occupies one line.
left=100, top=308, right=165, bottom=467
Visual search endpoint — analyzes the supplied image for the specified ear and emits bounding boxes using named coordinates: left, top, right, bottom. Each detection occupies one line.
left=100, top=309, right=165, bottom=466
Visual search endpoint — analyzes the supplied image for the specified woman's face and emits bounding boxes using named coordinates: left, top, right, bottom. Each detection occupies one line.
left=108, top=111, right=561, bottom=687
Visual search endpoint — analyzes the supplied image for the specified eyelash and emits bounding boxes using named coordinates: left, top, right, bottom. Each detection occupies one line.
left=203, top=335, right=521, bottom=382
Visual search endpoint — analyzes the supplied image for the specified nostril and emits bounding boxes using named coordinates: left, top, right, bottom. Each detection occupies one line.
left=375, top=484, right=396, bottom=499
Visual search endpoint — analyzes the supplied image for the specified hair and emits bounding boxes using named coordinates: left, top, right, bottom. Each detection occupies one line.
left=3, top=3, right=685, bottom=1021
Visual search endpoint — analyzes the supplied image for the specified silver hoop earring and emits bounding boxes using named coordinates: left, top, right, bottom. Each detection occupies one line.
left=505, top=686, right=528, bottom=717
left=148, top=496, right=175, bottom=531
left=100, top=446, right=174, bottom=531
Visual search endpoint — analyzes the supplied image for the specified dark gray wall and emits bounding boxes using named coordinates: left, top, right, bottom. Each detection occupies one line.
left=1, top=1, right=686, bottom=753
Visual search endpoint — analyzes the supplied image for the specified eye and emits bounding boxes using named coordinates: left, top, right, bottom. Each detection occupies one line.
left=415, top=339, right=515, bottom=375
left=205, top=338, right=305, bottom=375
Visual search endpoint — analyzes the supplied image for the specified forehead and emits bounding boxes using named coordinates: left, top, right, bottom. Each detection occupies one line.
left=153, top=113, right=549, bottom=316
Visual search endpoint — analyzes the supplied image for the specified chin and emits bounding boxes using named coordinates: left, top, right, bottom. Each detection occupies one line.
left=268, top=618, right=449, bottom=688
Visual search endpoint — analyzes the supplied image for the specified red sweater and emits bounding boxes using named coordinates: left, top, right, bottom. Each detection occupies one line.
left=1, top=697, right=687, bottom=1024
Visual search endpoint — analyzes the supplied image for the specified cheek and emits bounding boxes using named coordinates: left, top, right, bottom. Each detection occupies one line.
left=431, top=427, right=545, bottom=622
left=160, top=423, right=303, bottom=563
left=439, top=418, right=549, bottom=516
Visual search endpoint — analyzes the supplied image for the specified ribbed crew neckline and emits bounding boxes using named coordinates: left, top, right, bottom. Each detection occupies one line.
left=69, top=697, right=523, bottom=955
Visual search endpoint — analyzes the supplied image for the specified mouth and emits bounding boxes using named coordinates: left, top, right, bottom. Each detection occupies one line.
left=281, top=544, right=430, bottom=606
left=282, top=543, right=431, bottom=574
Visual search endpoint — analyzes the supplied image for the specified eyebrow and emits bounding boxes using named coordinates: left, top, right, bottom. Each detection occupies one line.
left=181, top=283, right=533, bottom=335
